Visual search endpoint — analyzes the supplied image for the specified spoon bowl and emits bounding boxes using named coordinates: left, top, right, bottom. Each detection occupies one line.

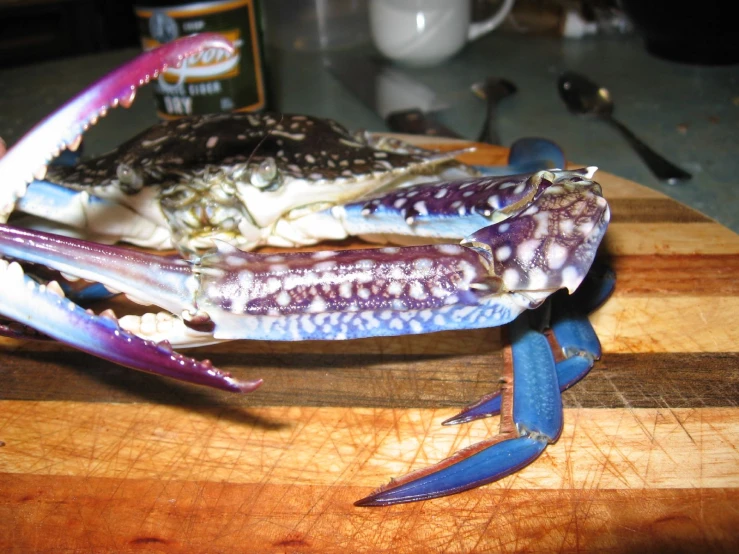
left=558, top=72, right=614, bottom=118
left=558, top=71, right=691, bottom=183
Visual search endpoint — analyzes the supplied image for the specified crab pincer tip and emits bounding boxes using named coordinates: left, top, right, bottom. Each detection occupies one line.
left=227, top=377, right=264, bottom=394
left=440, top=391, right=503, bottom=426
left=353, top=496, right=382, bottom=508
left=440, top=412, right=475, bottom=426
left=353, top=488, right=397, bottom=508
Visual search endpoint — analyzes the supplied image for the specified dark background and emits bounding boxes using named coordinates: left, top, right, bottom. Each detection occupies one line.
left=0, top=0, right=606, bottom=69
left=0, top=0, right=140, bottom=68
left=2, top=0, right=735, bottom=69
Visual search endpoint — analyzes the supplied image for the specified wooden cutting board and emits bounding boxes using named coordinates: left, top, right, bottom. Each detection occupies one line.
left=1, top=140, right=738, bottom=553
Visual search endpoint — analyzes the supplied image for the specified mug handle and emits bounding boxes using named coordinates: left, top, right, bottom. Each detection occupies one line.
left=468, top=0, right=516, bottom=41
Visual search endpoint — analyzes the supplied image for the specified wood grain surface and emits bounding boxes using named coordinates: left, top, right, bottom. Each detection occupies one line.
left=1, top=141, right=738, bottom=553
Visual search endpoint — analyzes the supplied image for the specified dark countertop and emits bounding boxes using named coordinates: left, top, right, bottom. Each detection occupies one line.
left=0, top=33, right=737, bottom=232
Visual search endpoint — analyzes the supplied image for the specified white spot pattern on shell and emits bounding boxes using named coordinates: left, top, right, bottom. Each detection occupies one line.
left=387, top=282, right=403, bottom=297
left=516, top=239, right=541, bottom=266
left=495, top=245, right=511, bottom=262
left=503, top=268, right=520, bottom=288
left=547, top=242, right=568, bottom=270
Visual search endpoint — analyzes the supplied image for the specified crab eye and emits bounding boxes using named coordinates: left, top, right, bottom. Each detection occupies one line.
left=116, top=163, right=143, bottom=192
left=250, top=157, right=277, bottom=189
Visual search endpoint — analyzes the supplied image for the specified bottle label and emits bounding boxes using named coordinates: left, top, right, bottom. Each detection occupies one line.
left=135, top=0, right=265, bottom=118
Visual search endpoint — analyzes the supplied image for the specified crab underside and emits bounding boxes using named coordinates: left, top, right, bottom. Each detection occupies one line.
left=0, top=34, right=612, bottom=506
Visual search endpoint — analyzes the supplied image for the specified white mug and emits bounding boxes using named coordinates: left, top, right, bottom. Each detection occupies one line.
left=369, top=0, right=516, bottom=67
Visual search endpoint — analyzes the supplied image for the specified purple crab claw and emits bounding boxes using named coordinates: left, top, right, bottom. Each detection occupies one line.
left=0, top=33, right=234, bottom=222
left=355, top=310, right=563, bottom=506
left=0, top=225, right=261, bottom=392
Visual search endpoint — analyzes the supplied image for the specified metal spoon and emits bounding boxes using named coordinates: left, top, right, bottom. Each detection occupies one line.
left=558, top=71, right=691, bottom=183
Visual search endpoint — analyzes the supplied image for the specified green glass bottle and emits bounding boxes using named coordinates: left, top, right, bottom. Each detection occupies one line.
left=134, top=0, right=268, bottom=118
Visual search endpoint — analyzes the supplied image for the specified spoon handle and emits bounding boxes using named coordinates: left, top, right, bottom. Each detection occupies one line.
left=605, top=117, right=692, bottom=182
left=476, top=99, right=500, bottom=145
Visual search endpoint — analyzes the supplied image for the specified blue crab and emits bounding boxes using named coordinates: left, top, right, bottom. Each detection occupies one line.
left=13, top=111, right=480, bottom=256
left=0, top=34, right=612, bottom=506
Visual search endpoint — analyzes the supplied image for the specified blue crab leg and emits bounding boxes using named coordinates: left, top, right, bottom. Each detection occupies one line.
left=349, top=173, right=610, bottom=505
left=548, top=264, right=615, bottom=388
left=0, top=258, right=261, bottom=393
left=441, top=309, right=597, bottom=426
left=507, top=137, right=566, bottom=171
left=56, top=282, right=116, bottom=303
left=355, top=310, right=563, bottom=506
left=442, top=266, right=616, bottom=426
left=0, top=33, right=234, bottom=222
left=473, top=137, right=567, bottom=177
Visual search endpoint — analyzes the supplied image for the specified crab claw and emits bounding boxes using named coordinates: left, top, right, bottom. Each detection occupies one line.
left=0, top=33, right=234, bottom=222
left=463, top=168, right=609, bottom=298
left=0, top=224, right=260, bottom=393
